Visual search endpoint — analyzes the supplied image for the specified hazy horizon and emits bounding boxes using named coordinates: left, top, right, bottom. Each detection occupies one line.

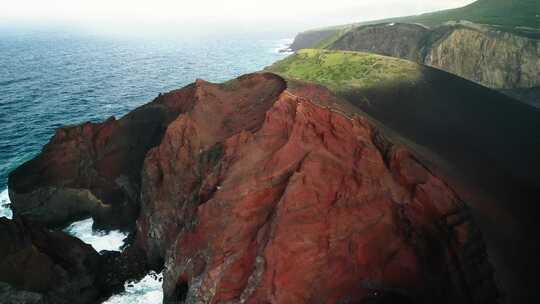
left=0, top=0, right=476, bottom=37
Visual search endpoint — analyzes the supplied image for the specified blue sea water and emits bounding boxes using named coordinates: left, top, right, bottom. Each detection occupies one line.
left=0, top=31, right=291, bottom=189
left=0, top=30, right=292, bottom=302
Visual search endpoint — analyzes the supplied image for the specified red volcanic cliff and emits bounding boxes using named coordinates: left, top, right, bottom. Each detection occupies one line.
left=8, top=83, right=198, bottom=229
left=8, top=73, right=499, bottom=303
left=136, top=74, right=499, bottom=303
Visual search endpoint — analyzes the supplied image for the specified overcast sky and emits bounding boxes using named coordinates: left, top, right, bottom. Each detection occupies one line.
left=0, top=0, right=476, bottom=36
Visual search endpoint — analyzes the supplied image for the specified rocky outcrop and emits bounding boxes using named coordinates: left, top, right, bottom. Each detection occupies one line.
left=97, top=246, right=150, bottom=295
left=8, top=83, right=198, bottom=229
left=329, top=23, right=431, bottom=62
left=290, top=29, right=340, bottom=50
left=328, top=22, right=540, bottom=90
left=134, top=74, right=499, bottom=303
left=9, top=73, right=501, bottom=303
left=0, top=217, right=101, bottom=303
left=424, top=25, right=540, bottom=89
left=137, top=74, right=287, bottom=267
left=0, top=217, right=101, bottom=300
left=0, top=217, right=149, bottom=303
left=0, top=283, right=46, bottom=304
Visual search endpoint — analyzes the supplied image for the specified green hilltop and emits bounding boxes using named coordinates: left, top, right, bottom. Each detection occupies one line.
left=299, top=0, right=540, bottom=48
left=384, top=0, right=539, bottom=31
left=266, top=49, right=422, bottom=93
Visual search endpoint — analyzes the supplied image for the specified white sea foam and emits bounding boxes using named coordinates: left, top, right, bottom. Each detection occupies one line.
left=1, top=188, right=127, bottom=252
left=1, top=187, right=161, bottom=301
left=0, top=188, right=13, bottom=219
left=273, top=38, right=294, bottom=54
left=104, top=271, right=164, bottom=304
left=63, top=215, right=164, bottom=302
left=63, top=218, right=128, bottom=252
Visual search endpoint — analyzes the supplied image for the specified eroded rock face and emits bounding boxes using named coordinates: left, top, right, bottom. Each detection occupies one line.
left=137, top=73, right=287, bottom=266
left=0, top=217, right=101, bottom=303
left=425, top=27, right=540, bottom=89
left=289, top=29, right=340, bottom=51
left=134, top=74, right=499, bottom=303
left=329, top=22, right=540, bottom=90
left=0, top=217, right=149, bottom=303
left=330, top=23, right=430, bottom=62
left=8, top=83, right=198, bottom=229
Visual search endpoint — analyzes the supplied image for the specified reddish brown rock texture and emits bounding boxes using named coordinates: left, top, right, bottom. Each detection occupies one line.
left=135, top=74, right=499, bottom=303
left=8, top=83, right=198, bottom=229
left=8, top=73, right=500, bottom=303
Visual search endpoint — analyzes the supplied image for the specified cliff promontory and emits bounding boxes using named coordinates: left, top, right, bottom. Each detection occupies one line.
left=7, top=73, right=502, bottom=303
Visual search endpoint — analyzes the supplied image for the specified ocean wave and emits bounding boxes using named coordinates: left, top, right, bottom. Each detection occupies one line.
left=272, top=38, right=294, bottom=54
left=63, top=218, right=128, bottom=252
left=0, top=188, right=13, bottom=219
left=0, top=76, right=35, bottom=87
left=1, top=186, right=159, bottom=301
left=103, top=271, right=164, bottom=304
left=1, top=188, right=127, bottom=252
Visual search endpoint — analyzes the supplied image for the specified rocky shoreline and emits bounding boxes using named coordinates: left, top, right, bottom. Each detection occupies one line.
left=0, top=217, right=148, bottom=304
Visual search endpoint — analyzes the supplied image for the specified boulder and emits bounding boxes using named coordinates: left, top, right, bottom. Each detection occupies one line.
left=0, top=217, right=101, bottom=303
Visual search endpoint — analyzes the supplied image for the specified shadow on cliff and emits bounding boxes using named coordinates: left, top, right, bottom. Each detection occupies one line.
left=325, top=66, right=540, bottom=304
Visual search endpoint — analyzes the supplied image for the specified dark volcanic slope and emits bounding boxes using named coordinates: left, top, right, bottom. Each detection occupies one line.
left=268, top=50, right=540, bottom=303
left=268, top=50, right=540, bottom=189
left=501, top=87, right=540, bottom=108
left=8, top=73, right=503, bottom=303
left=341, top=62, right=540, bottom=188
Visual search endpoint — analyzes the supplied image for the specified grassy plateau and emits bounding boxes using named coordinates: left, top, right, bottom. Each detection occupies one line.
left=267, top=49, right=421, bottom=92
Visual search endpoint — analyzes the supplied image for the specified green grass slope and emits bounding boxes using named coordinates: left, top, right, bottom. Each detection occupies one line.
left=268, top=49, right=422, bottom=92
left=267, top=49, right=540, bottom=302
left=388, top=0, right=539, bottom=32
left=294, top=0, right=540, bottom=49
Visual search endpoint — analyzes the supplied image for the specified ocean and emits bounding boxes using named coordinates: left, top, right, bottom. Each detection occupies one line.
left=0, top=30, right=292, bottom=303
